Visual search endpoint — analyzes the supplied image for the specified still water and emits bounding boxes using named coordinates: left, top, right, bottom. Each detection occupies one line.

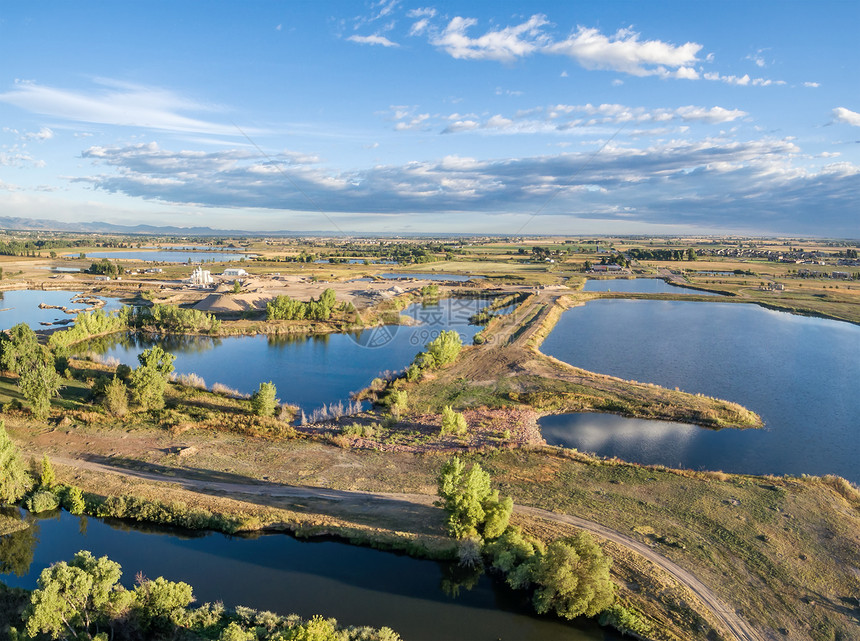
left=68, top=251, right=251, bottom=263
left=582, top=278, right=722, bottom=296
left=0, top=511, right=615, bottom=641
left=0, top=290, right=123, bottom=330
left=539, top=299, right=860, bottom=482
left=83, top=298, right=493, bottom=413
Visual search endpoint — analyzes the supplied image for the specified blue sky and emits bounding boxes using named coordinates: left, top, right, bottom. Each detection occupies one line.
left=1, top=1, right=858, bottom=236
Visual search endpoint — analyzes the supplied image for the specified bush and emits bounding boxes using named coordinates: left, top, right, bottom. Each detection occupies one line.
left=386, top=390, right=408, bottom=418
left=599, top=604, right=653, bottom=636
left=62, top=485, right=86, bottom=515
left=250, top=382, right=278, bottom=417
left=25, top=489, right=60, bottom=513
left=425, top=330, right=462, bottom=367
left=102, top=377, right=129, bottom=416
left=440, top=406, right=467, bottom=436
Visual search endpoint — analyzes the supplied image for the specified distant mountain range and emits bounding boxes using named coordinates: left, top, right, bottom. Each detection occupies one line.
left=0, top=215, right=274, bottom=236
left=0, top=215, right=480, bottom=238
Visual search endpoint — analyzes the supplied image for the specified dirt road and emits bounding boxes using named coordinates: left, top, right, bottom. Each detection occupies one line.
left=56, top=455, right=762, bottom=641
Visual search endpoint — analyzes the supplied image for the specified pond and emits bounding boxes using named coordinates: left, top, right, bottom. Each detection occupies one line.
left=67, top=251, right=252, bottom=263
left=380, top=273, right=478, bottom=282
left=81, top=298, right=497, bottom=413
left=0, top=510, right=615, bottom=641
left=582, top=278, right=722, bottom=296
left=539, top=299, right=860, bottom=482
left=314, top=259, right=398, bottom=264
left=0, top=290, right=124, bottom=330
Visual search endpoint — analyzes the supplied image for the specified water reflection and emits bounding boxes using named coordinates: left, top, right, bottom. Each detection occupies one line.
left=582, top=278, right=722, bottom=296
left=540, top=299, right=860, bottom=481
left=0, top=509, right=38, bottom=577
left=0, top=510, right=615, bottom=641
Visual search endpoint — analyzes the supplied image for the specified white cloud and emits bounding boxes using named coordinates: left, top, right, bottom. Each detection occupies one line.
left=703, top=72, right=784, bottom=86
left=804, top=81, right=820, bottom=88
left=435, top=102, right=747, bottom=134
left=409, top=18, right=430, bottom=36
left=407, top=7, right=435, bottom=18
left=674, top=106, right=747, bottom=124
left=347, top=34, right=399, bottom=47
left=833, top=107, right=860, bottom=126
left=546, top=27, right=702, bottom=77
left=390, top=107, right=431, bottom=130
left=0, top=79, right=253, bottom=136
left=23, top=127, right=54, bottom=141
left=431, top=14, right=549, bottom=62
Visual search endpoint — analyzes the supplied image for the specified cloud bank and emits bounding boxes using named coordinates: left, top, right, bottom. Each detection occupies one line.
left=73, top=139, right=860, bottom=235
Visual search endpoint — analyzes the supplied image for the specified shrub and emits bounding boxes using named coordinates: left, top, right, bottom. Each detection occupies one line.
left=386, top=390, right=408, bottom=418
left=40, top=454, right=56, bottom=490
left=440, top=406, right=467, bottom=436
left=62, top=485, right=86, bottom=515
left=425, top=330, right=462, bottom=367
left=599, top=604, right=653, bottom=636
left=102, top=377, right=129, bottom=417
left=250, top=382, right=278, bottom=417
left=25, top=489, right=60, bottom=513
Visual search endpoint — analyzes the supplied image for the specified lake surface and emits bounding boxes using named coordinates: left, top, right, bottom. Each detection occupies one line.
left=0, top=290, right=123, bottom=330
left=83, top=298, right=494, bottom=413
left=0, top=510, right=615, bottom=641
left=381, top=273, right=477, bottom=282
left=539, top=299, right=860, bottom=482
left=67, top=251, right=251, bottom=263
left=582, top=278, right=722, bottom=296
left=314, top=259, right=398, bottom=264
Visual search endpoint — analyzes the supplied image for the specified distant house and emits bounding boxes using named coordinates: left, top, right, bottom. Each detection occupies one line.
left=222, top=268, right=248, bottom=277
left=94, top=275, right=110, bottom=281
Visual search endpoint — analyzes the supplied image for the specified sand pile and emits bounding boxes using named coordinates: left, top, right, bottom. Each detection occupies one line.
left=193, top=292, right=273, bottom=313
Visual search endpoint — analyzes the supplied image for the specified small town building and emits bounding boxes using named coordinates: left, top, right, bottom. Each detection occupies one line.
left=190, top=266, right=213, bottom=287
left=222, top=268, right=248, bottom=277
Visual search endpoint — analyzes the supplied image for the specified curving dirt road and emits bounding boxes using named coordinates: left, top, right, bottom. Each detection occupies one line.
left=55, top=456, right=762, bottom=641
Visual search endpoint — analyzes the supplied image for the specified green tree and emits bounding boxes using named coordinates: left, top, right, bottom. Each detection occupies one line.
left=102, top=377, right=129, bottom=417
left=425, top=330, right=462, bottom=367
left=19, top=357, right=62, bottom=419
left=440, top=406, right=467, bottom=436
left=318, top=287, right=336, bottom=311
left=0, top=323, right=42, bottom=374
left=130, top=346, right=175, bottom=411
left=0, top=420, right=32, bottom=504
left=41, top=454, right=56, bottom=490
left=63, top=486, right=86, bottom=515
left=530, top=532, right=616, bottom=620
left=132, top=576, right=194, bottom=633
left=25, top=550, right=133, bottom=640
left=436, top=457, right=512, bottom=540
left=250, top=381, right=278, bottom=417
left=386, top=389, right=408, bottom=418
